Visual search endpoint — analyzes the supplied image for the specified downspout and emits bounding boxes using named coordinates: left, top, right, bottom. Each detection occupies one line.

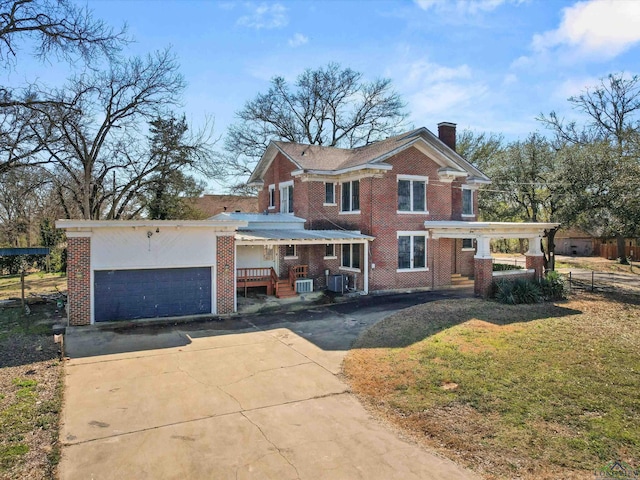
left=363, top=239, right=369, bottom=294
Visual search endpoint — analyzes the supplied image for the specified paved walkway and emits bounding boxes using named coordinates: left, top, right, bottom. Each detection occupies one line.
left=60, top=292, right=478, bottom=480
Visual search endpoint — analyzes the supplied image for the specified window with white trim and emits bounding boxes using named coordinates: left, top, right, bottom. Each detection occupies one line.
left=341, top=244, right=361, bottom=270
left=324, top=182, right=336, bottom=205
left=398, top=176, right=427, bottom=212
left=341, top=180, right=360, bottom=212
left=284, top=244, right=297, bottom=258
left=325, top=244, right=336, bottom=258
left=398, top=234, right=427, bottom=270
left=462, top=238, right=474, bottom=250
left=268, top=184, right=275, bottom=209
left=462, top=187, right=473, bottom=216
left=279, top=181, right=294, bottom=214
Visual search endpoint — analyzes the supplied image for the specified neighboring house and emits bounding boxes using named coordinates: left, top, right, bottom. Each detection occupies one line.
left=555, top=228, right=594, bottom=256
left=188, top=194, right=259, bottom=218
left=57, top=123, right=558, bottom=327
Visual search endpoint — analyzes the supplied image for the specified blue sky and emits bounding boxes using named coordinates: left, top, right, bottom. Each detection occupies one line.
left=6, top=0, right=640, bottom=191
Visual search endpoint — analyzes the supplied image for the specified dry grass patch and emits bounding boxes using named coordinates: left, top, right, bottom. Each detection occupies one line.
left=343, top=293, right=640, bottom=480
left=0, top=303, right=64, bottom=479
left=0, top=273, right=66, bottom=301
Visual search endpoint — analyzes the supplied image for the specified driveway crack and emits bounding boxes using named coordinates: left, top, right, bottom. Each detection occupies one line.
left=241, top=412, right=301, bottom=479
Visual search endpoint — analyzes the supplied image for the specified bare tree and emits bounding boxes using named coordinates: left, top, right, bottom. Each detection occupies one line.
left=224, top=63, right=408, bottom=185
left=0, top=0, right=127, bottom=174
left=539, top=73, right=640, bottom=263
left=0, top=0, right=126, bottom=67
left=34, top=52, right=217, bottom=220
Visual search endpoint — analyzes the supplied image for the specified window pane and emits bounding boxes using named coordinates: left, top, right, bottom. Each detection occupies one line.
left=325, top=183, right=334, bottom=203
left=288, top=185, right=294, bottom=213
left=413, top=236, right=426, bottom=268
left=462, top=189, right=472, bottom=215
left=269, top=187, right=275, bottom=207
left=352, top=180, right=360, bottom=211
left=341, top=182, right=350, bottom=211
left=398, top=180, right=410, bottom=211
left=413, top=181, right=425, bottom=211
left=325, top=244, right=334, bottom=257
left=398, top=236, right=411, bottom=269
left=285, top=245, right=295, bottom=257
left=462, top=238, right=473, bottom=249
left=352, top=245, right=360, bottom=269
left=342, top=244, right=351, bottom=267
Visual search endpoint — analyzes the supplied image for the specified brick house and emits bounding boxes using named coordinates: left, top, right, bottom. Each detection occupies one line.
left=224, top=122, right=558, bottom=297
left=57, top=123, right=558, bottom=326
left=225, top=124, right=487, bottom=293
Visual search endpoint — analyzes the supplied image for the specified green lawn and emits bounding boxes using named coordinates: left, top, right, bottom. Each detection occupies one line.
left=344, top=294, right=640, bottom=480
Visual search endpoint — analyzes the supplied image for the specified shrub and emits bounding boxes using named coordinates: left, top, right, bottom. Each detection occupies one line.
left=492, top=263, right=524, bottom=271
left=493, top=278, right=542, bottom=304
left=540, top=271, right=566, bottom=301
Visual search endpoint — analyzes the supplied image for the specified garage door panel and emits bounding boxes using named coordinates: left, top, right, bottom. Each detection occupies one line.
left=94, top=267, right=212, bottom=322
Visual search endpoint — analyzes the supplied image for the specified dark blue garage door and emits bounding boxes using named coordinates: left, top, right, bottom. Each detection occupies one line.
left=94, top=267, right=212, bottom=322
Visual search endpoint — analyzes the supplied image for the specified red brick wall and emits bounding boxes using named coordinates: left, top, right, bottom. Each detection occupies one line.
left=258, top=152, right=298, bottom=213
left=255, top=145, right=481, bottom=292
left=474, top=258, right=493, bottom=297
left=526, top=255, right=545, bottom=280
left=67, top=236, right=91, bottom=326
left=216, top=235, right=236, bottom=314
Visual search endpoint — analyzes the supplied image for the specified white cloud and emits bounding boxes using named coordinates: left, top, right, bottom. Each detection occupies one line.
left=414, top=0, right=524, bottom=15
left=533, top=0, right=640, bottom=59
left=390, top=58, right=487, bottom=120
left=288, top=33, right=308, bottom=48
left=237, top=3, right=288, bottom=29
left=502, top=73, right=518, bottom=86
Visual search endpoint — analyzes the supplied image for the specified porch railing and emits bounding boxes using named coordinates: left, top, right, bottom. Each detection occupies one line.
left=237, top=267, right=276, bottom=297
left=289, top=264, right=308, bottom=287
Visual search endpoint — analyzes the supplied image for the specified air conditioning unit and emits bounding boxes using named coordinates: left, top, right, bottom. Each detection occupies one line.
left=295, top=279, right=313, bottom=293
left=327, top=274, right=347, bottom=293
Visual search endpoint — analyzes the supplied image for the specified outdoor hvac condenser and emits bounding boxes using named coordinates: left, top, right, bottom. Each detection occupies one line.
left=327, top=274, right=347, bottom=293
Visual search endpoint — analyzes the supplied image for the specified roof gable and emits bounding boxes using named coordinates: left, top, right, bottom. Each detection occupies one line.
left=248, top=127, right=490, bottom=184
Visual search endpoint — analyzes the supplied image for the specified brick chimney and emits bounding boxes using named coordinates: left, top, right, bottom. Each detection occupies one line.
left=437, top=122, right=456, bottom=152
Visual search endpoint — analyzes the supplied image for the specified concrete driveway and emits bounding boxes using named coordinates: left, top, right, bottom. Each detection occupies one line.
left=60, top=291, right=477, bottom=480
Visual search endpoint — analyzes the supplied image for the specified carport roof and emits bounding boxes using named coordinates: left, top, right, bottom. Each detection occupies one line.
left=235, top=229, right=373, bottom=245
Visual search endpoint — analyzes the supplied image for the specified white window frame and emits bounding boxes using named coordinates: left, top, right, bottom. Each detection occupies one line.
left=340, top=180, right=360, bottom=214
left=268, top=184, right=275, bottom=209
left=324, top=243, right=337, bottom=260
left=396, top=232, right=428, bottom=272
left=284, top=244, right=298, bottom=260
left=462, top=187, right=474, bottom=217
left=340, top=243, right=361, bottom=272
left=279, top=180, right=294, bottom=214
left=397, top=175, right=429, bottom=214
left=324, top=182, right=336, bottom=206
left=462, top=238, right=475, bottom=251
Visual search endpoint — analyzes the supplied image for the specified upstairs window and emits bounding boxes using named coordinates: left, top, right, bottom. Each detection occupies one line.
left=341, top=180, right=360, bottom=212
left=325, top=182, right=336, bottom=205
left=268, top=184, right=275, bottom=209
left=462, top=188, right=473, bottom=216
left=398, top=176, right=427, bottom=212
left=279, top=181, right=294, bottom=214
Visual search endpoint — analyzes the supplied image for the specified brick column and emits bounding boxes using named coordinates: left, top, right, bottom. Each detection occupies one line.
left=526, top=236, right=545, bottom=281
left=474, top=236, right=493, bottom=297
left=474, top=257, right=493, bottom=298
left=216, top=235, right=236, bottom=315
left=526, top=254, right=545, bottom=281
left=67, top=235, right=91, bottom=326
